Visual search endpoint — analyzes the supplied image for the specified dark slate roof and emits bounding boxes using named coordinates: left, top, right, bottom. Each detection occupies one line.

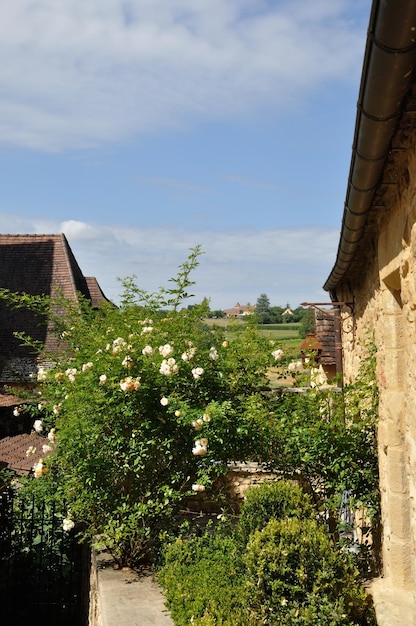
left=0, top=233, right=109, bottom=381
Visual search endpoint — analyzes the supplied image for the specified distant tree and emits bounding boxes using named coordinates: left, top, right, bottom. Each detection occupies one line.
left=208, top=309, right=226, bottom=319
left=270, top=306, right=283, bottom=324
left=292, top=306, right=306, bottom=323
left=256, top=293, right=272, bottom=324
left=299, top=307, right=316, bottom=337
left=190, top=298, right=211, bottom=316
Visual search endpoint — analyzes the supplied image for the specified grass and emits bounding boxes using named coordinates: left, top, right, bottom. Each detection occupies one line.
left=203, top=319, right=303, bottom=388
left=203, top=318, right=303, bottom=351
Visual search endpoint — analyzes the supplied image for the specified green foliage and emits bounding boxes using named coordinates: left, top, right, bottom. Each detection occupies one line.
left=255, top=300, right=308, bottom=326
left=268, top=347, right=379, bottom=516
left=158, top=521, right=254, bottom=626
left=8, top=247, right=282, bottom=567
left=298, top=307, right=315, bottom=338
left=0, top=468, right=13, bottom=491
left=207, top=309, right=226, bottom=319
left=237, top=479, right=315, bottom=546
left=159, top=481, right=376, bottom=626
left=244, top=517, right=376, bottom=625
left=256, top=293, right=272, bottom=324
left=262, top=323, right=301, bottom=331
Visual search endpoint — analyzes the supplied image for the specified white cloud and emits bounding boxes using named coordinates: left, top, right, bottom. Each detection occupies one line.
left=61, top=220, right=97, bottom=239
left=0, top=0, right=366, bottom=151
left=0, top=211, right=339, bottom=309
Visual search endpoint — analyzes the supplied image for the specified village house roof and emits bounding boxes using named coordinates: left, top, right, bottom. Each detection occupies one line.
left=0, top=233, right=110, bottom=381
left=223, top=302, right=256, bottom=317
left=324, top=0, right=416, bottom=296
left=85, top=275, right=110, bottom=307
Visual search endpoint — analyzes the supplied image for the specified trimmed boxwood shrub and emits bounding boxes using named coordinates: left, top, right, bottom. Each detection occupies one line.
left=237, top=479, right=315, bottom=546
left=158, top=524, right=254, bottom=625
left=243, top=517, right=376, bottom=625
left=158, top=481, right=376, bottom=625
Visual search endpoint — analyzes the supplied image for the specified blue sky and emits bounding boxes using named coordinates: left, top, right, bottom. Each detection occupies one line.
left=0, top=0, right=371, bottom=310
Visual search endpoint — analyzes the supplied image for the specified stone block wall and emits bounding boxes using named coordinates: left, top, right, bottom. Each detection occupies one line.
left=186, top=462, right=280, bottom=513
left=334, top=142, right=416, bottom=624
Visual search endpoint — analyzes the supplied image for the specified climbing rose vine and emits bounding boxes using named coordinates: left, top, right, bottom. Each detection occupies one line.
left=15, top=247, right=281, bottom=567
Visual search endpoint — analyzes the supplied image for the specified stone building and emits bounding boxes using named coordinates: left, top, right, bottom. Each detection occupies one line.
left=323, top=1, right=416, bottom=623
left=0, top=233, right=109, bottom=385
left=0, top=233, right=109, bottom=473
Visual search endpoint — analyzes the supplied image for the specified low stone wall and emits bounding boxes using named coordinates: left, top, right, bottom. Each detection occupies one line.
left=186, top=462, right=281, bottom=513
left=225, top=461, right=280, bottom=499
left=88, top=548, right=101, bottom=626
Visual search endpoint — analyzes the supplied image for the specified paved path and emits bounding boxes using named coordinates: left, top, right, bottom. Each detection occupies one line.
left=94, top=550, right=174, bottom=626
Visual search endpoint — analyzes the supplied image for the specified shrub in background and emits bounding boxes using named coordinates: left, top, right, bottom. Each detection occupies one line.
left=159, top=521, right=254, bottom=626
left=264, top=343, right=380, bottom=571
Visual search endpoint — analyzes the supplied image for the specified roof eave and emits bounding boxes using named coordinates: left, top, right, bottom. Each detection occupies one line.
left=323, top=0, right=416, bottom=295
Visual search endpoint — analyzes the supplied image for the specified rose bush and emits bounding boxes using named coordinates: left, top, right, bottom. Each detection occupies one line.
left=13, top=247, right=281, bottom=566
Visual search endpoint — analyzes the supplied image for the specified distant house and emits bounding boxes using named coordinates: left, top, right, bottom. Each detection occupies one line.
left=223, top=302, right=256, bottom=317
left=323, top=1, right=416, bottom=622
left=0, top=233, right=109, bottom=473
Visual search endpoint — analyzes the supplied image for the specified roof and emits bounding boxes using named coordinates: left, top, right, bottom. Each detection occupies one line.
left=324, top=0, right=416, bottom=294
left=299, top=334, right=323, bottom=352
left=85, top=276, right=111, bottom=308
left=0, top=394, right=25, bottom=408
left=0, top=432, right=52, bottom=476
left=0, top=233, right=109, bottom=380
left=315, top=309, right=337, bottom=366
left=224, top=302, right=256, bottom=316
left=0, top=233, right=103, bottom=301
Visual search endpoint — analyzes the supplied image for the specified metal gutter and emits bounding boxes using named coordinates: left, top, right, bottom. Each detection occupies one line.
left=323, top=0, right=416, bottom=295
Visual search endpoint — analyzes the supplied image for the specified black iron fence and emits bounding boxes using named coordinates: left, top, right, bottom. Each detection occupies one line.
left=0, top=488, right=90, bottom=626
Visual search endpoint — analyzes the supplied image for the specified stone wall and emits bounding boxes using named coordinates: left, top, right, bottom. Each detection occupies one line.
left=334, top=140, right=416, bottom=624
left=186, top=462, right=281, bottom=513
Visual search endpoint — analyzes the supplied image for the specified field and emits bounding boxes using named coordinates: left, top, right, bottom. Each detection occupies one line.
left=203, top=318, right=302, bottom=351
left=203, top=318, right=304, bottom=387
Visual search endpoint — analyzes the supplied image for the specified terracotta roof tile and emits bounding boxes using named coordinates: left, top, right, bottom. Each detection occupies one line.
left=85, top=276, right=111, bottom=307
left=0, top=432, right=52, bottom=476
left=0, top=394, right=25, bottom=407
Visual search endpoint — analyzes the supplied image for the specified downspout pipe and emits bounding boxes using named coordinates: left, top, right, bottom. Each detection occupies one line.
left=323, top=0, right=416, bottom=295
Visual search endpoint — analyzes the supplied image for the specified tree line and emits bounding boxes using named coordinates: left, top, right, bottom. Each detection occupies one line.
left=254, top=293, right=309, bottom=325
left=208, top=293, right=313, bottom=329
